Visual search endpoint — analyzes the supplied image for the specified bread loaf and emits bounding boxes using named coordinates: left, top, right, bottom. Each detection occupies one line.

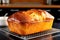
left=7, top=9, right=54, bottom=35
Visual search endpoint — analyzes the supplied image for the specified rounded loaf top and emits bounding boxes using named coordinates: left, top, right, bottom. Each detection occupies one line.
left=7, top=9, right=54, bottom=23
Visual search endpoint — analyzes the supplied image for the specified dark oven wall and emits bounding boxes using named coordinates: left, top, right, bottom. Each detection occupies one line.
left=0, top=8, right=60, bottom=23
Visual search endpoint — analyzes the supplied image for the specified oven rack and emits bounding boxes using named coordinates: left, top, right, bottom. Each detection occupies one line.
left=0, top=27, right=60, bottom=40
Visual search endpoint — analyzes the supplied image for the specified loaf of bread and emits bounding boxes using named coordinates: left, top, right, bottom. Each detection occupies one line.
left=7, top=9, right=54, bottom=35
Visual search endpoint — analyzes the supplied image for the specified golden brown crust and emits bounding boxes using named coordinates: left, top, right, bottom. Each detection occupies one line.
left=8, top=9, right=47, bottom=23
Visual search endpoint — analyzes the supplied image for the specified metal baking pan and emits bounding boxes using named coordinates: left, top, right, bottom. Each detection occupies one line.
left=0, top=27, right=60, bottom=40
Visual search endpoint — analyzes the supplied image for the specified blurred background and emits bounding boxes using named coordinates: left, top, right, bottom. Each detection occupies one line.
left=0, top=0, right=60, bottom=40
